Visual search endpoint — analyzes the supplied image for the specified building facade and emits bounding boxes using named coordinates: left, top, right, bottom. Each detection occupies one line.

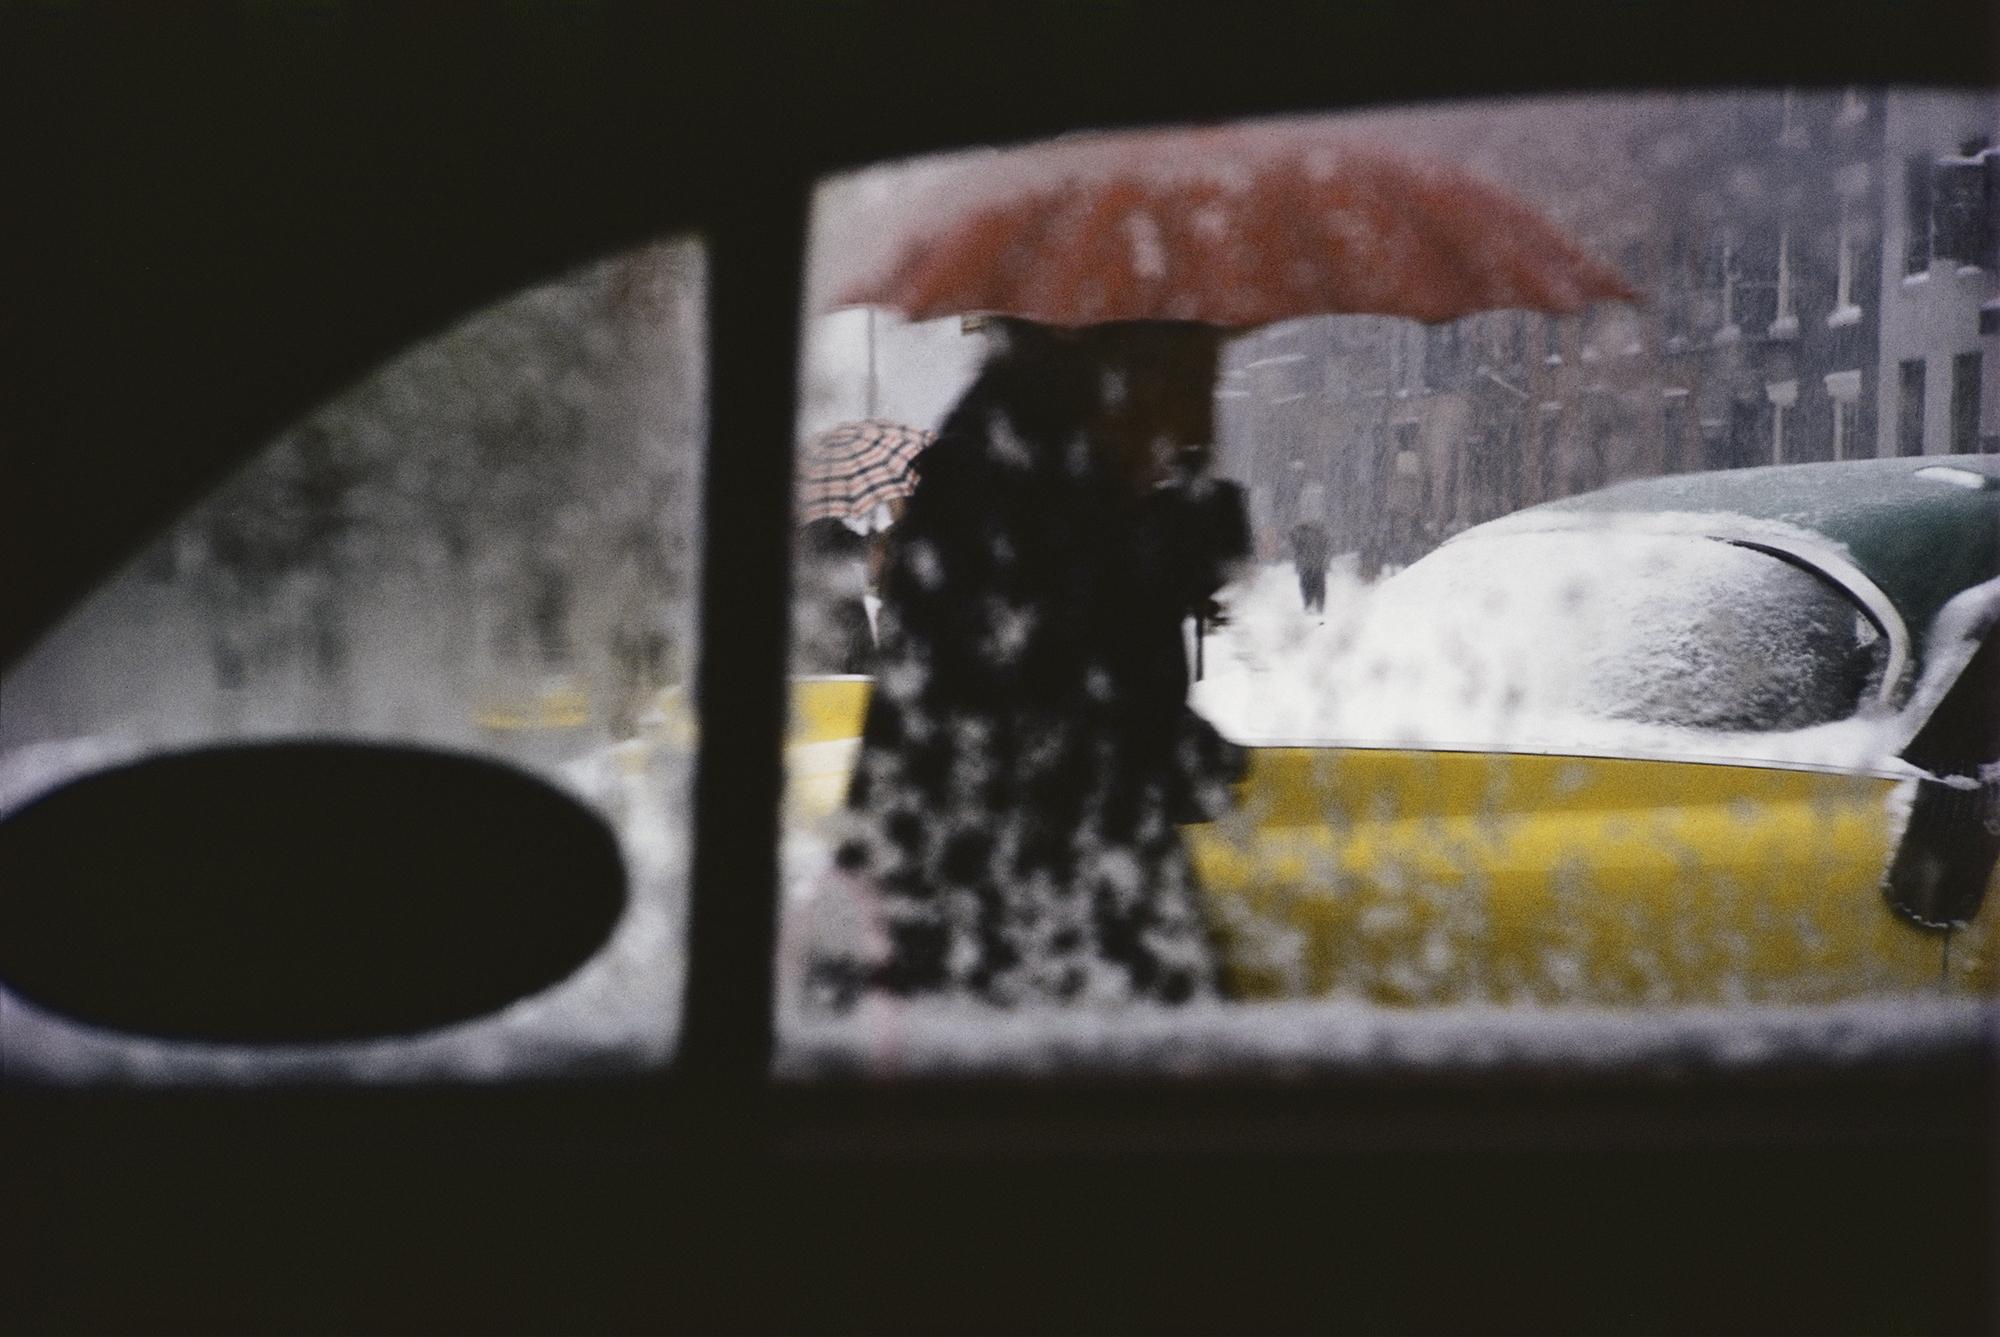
left=1873, top=90, right=1999, bottom=457
left=1219, top=89, right=1998, bottom=570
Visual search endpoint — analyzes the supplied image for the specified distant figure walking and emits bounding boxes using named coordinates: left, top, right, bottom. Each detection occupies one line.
left=1290, top=519, right=1331, bottom=613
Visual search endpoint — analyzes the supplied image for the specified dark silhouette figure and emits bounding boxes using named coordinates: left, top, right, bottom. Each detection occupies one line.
left=814, top=322, right=1248, bottom=1008
left=1290, top=520, right=1332, bottom=613
left=794, top=518, right=878, bottom=676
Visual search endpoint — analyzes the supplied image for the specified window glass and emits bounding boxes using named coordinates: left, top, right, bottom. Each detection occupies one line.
left=0, top=240, right=706, bottom=1082
left=776, top=92, right=1997, bottom=1078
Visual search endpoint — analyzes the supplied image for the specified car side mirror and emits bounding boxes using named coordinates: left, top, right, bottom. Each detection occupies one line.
left=1886, top=621, right=1999, bottom=928
left=1883, top=778, right=2000, bottom=929
left=0, top=742, right=625, bottom=1044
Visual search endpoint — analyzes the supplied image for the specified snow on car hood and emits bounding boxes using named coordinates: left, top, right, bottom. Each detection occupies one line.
left=1194, top=534, right=1909, bottom=775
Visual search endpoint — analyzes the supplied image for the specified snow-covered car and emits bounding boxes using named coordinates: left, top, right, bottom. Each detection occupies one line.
left=787, top=454, right=2000, bottom=1006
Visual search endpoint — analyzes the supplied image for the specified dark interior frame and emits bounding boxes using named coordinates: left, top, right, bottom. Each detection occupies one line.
left=5, top=3, right=1997, bottom=1329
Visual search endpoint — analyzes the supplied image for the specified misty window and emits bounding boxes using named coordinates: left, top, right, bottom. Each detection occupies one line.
left=774, top=91, right=1995, bottom=1080
left=0, top=240, right=708, bottom=1084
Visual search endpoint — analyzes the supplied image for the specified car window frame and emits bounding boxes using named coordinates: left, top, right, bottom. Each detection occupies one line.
left=8, top=6, right=1998, bottom=1331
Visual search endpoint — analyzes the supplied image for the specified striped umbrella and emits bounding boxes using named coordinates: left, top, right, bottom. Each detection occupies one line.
left=797, top=419, right=936, bottom=526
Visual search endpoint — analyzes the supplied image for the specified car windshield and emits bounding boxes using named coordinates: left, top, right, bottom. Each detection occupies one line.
left=1194, top=527, right=1892, bottom=757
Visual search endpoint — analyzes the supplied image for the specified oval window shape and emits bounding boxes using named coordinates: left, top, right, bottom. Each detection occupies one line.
left=0, top=743, right=626, bottom=1044
left=1, top=239, right=706, bottom=1082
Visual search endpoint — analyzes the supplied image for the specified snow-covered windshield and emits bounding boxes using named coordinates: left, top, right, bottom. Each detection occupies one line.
left=1195, top=528, right=1891, bottom=754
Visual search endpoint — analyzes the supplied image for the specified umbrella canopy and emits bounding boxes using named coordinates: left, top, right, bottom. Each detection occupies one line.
left=832, top=122, right=1639, bottom=329
left=797, top=419, right=936, bottom=525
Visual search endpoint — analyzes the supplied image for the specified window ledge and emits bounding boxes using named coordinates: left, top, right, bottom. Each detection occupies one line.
left=1827, top=305, right=1864, bottom=329
left=1767, top=316, right=1799, bottom=340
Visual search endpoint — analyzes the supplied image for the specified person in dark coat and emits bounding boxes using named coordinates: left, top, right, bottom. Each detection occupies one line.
left=793, top=517, right=878, bottom=676
left=1290, top=518, right=1332, bottom=613
left=810, top=320, right=1249, bottom=1009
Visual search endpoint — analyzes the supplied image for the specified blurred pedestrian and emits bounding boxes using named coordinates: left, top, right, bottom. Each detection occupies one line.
left=814, top=319, right=1248, bottom=1008
left=1290, top=518, right=1331, bottom=613
left=794, top=517, right=878, bottom=676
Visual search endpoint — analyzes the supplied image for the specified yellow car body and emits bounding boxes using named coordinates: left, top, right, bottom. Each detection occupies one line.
left=781, top=675, right=1996, bottom=1005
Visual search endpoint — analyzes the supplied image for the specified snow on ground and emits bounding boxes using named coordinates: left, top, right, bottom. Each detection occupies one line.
left=776, top=993, right=1994, bottom=1080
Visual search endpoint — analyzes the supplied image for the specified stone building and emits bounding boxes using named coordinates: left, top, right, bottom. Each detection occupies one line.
left=1216, top=89, right=1998, bottom=569
left=1873, top=90, right=1998, bottom=457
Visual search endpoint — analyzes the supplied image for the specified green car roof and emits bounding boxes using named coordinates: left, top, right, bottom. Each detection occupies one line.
left=1517, top=454, right=2000, bottom=643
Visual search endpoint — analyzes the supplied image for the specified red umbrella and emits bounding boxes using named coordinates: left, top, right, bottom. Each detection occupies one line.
left=832, top=121, right=1639, bottom=329
left=797, top=419, right=936, bottom=526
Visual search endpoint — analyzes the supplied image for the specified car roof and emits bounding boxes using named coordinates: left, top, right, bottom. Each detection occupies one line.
left=1500, top=455, right=2000, bottom=640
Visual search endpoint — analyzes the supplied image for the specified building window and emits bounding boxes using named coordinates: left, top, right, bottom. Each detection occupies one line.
left=1951, top=350, right=1983, bottom=453
left=1724, top=396, right=1762, bottom=469
left=1733, top=228, right=1781, bottom=334
left=1582, top=418, right=1614, bottom=491
left=1719, top=239, right=1737, bottom=332
left=1838, top=86, right=1868, bottom=126
left=1767, top=380, right=1798, bottom=464
left=1661, top=393, right=1689, bottom=473
left=1903, top=154, right=1934, bottom=275
left=1777, top=88, right=1803, bottom=145
left=1825, top=369, right=1862, bottom=460
left=1579, top=308, right=1602, bottom=362
left=1769, top=225, right=1797, bottom=337
left=1543, top=315, right=1564, bottom=365
left=1705, top=235, right=1741, bottom=341
left=1934, top=142, right=1996, bottom=268
left=1898, top=358, right=1928, bottom=455
left=1662, top=289, right=1689, bottom=348
left=1831, top=212, right=1860, bottom=322
left=1537, top=410, right=1559, bottom=498
left=1425, top=322, right=1464, bottom=384
left=1499, top=421, right=1525, bottom=514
